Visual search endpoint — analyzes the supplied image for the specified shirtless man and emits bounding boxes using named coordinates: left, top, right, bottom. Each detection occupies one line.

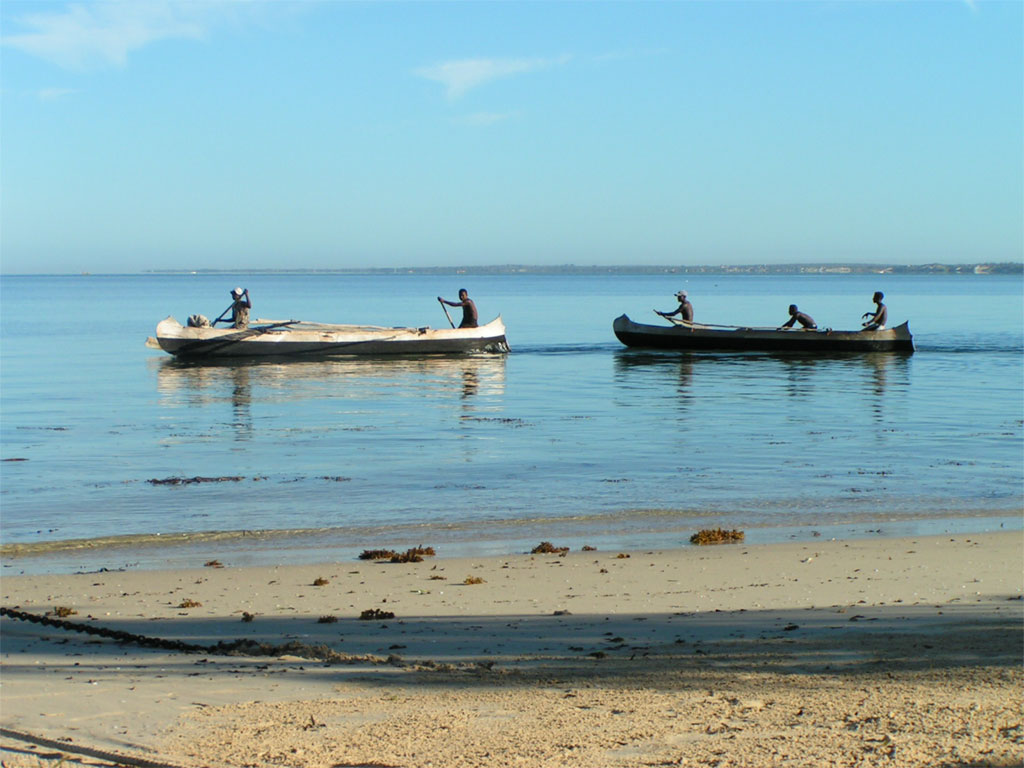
left=438, top=289, right=478, bottom=328
left=656, top=290, right=693, bottom=322
left=861, top=291, right=887, bottom=331
left=779, top=304, right=817, bottom=330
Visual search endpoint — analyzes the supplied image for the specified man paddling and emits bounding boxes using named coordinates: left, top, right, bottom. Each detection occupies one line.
left=438, top=289, right=478, bottom=328
left=656, top=290, right=693, bottom=322
left=214, top=287, right=251, bottom=329
left=779, top=304, right=817, bottom=330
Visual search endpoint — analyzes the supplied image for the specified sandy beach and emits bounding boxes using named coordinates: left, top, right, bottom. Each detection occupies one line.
left=1, top=531, right=1021, bottom=767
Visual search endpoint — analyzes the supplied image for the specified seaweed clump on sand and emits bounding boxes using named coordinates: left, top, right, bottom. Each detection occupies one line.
left=360, top=608, right=395, bottom=621
left=531, top=542, right=570, bottom=555
left=359, top=546, right=436, bottom=563
left=391, top=546, right=435, bottom=563
left=690, top=528, right=745, bottom=545
left=359, top=549, right=399, bottom=561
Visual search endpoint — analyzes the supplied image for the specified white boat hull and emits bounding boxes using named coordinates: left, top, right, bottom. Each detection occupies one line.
left=151, top=316, right=509, bottom=359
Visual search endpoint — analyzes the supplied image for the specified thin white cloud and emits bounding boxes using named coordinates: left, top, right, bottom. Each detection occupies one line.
left=2, top=2, right=213, bottom=70
left=416, top=55, right=571, bottom=100
left=455, top=111, right=517, bottom=127
left=38, top=87, right=79, bottom=101
left=592, top=47, right=669, bottom=63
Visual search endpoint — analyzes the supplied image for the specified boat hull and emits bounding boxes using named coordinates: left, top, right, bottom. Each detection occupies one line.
left=613, top=315, right=914, bottom=353
left=152, top=316, right=509, bottom=359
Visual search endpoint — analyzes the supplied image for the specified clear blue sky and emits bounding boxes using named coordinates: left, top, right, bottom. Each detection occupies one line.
left=1, top=1, right=1021, bottom=274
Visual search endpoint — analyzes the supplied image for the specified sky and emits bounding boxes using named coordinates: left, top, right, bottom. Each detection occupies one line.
left=1, top=0, right=1021, bottom=274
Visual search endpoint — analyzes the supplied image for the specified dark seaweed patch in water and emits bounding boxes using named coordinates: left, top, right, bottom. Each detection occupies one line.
left=460, top=416, right=531, bottom=427
left=147, top=476, right=245, bottom=486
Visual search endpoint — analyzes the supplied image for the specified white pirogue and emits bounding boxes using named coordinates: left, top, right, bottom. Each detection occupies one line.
left=148, top=316, right=509, bottom=359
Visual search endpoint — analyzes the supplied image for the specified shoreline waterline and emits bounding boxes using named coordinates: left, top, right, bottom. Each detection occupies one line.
left=3, top=507, right=1019, bottom=576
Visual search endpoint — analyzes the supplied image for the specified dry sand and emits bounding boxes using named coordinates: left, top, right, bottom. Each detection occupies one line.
left=1, top=531, right=1021, bottom=767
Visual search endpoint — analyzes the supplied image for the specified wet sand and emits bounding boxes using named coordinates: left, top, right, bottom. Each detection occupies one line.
left=1, top=532, right=1021, bottom=767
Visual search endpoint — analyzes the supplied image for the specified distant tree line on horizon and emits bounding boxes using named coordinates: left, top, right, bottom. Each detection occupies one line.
left=149, top=262, right=1023, bottom=276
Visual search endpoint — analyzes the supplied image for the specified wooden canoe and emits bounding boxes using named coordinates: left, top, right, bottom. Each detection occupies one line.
left=149, top=316, right=509, bottom=359
left=612, top=314, right=914, bottom=353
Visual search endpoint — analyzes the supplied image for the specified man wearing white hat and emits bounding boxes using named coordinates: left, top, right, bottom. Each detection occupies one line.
left=228, top=286, right=251, bottom=329
left=656, top=290, right=693, bottom=323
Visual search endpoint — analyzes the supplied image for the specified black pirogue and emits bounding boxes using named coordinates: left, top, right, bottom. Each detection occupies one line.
left=612, top=314, right=914, bottom=353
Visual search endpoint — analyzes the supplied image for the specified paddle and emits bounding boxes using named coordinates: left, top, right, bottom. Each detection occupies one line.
left=211, top=302, right=235, bottom=326
left=438, top=297, right=455, bottom=328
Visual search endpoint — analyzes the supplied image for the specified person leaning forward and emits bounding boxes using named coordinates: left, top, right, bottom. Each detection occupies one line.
left=438, top=289, right=478, bottom=328
left=656, top=290, right=693, bottom=322
left=779, top=304, right=817, bottom=330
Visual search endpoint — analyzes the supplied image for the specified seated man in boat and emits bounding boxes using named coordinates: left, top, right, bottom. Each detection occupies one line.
left=438, top=289, right=478, bottom=328
left=656, top=290, right=693, bottom=322
left=779, top=304, right=817, bottom=330
left=861, top=291, right=887, bottom=331
left=225, top=287, right=251, bottom=329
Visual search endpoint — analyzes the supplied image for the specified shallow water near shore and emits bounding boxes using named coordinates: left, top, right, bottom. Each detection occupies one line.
left=1, top=271, right=1021, bottom=574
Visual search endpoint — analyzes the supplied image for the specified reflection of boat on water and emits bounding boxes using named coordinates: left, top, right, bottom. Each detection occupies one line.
left=154, top=354, right=507, bottom=400
left=147, top=316, right=509, bottom=359
left=613, top=314, right=914, bottom=353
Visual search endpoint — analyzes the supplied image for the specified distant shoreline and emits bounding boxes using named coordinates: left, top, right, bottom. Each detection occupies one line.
left=4, top=262, right=1022, bottom=277
left=119, top=262, right=1024, bottom=276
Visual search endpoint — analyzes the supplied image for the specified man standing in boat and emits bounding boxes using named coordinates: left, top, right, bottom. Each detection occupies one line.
left=227, top=287, right=251, bottom=329
left=438, top=289, right=478, bottom=328
left=656, top=290, right=693, bottom=323
left=861, top=291, right=887, bottom=331
left=779, top=304, right=817, bottom=330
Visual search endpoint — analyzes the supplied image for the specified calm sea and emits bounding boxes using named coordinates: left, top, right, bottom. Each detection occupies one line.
left=1, top=272, right=1021, bottom=574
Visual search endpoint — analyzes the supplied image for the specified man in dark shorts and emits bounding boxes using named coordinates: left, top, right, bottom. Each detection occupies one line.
left=438, top=289, right=478, bottom=328
left=779, top=304, right=817, bottom=330
left=656, top=290, right=693, bottom=322
left=861, top=291, right=887, bottom=331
